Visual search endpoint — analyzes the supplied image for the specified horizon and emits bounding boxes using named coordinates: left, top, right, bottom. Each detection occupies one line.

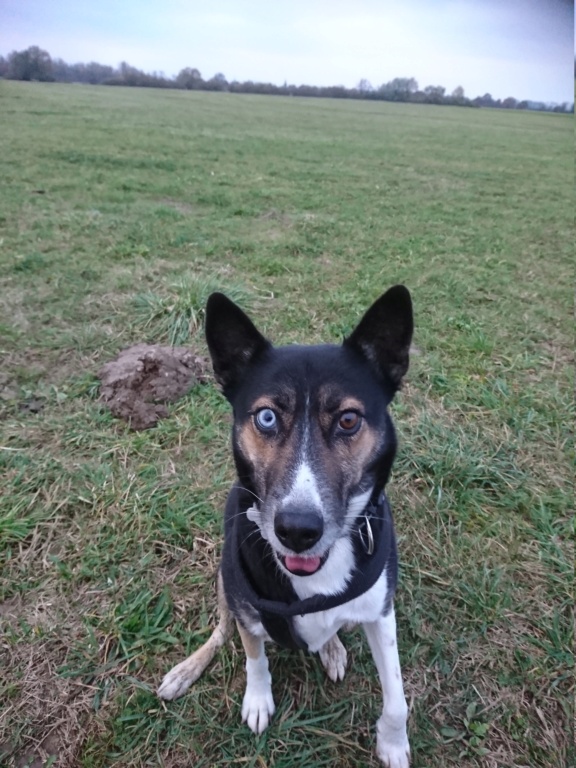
left=1, top=0, right=574, bottom=104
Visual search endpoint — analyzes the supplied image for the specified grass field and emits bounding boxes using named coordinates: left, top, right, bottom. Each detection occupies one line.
left=0, top=80, right=573, bottom=768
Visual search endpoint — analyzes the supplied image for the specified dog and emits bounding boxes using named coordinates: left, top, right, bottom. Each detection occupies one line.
left=158, top=286, right=413, bottom=767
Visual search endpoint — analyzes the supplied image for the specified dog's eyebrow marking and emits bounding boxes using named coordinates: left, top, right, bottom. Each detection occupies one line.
left=339, top=397, right=365, bottom=413
left=318, top=385, right=365, bottom=415
left=251, top=391, right=295, bottom=414
left=250, top=397, right=280, bottom=412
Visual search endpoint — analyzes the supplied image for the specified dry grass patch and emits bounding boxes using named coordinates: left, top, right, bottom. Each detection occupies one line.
left=1, top=590, right=104, bottom=768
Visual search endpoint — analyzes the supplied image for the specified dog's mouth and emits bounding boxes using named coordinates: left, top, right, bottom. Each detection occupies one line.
left=280, top=552, right=329, bottom=576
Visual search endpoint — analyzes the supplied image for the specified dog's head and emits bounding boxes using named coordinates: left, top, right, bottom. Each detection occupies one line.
left=205, top=287, right=413, bottom=578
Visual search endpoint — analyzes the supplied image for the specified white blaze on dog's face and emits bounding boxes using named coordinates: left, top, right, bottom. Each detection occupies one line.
left=234, top=378, right=387, bottom=574
left=205, top=287, right=413, bottom=578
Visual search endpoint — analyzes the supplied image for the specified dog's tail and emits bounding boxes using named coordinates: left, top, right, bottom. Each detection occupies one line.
left=157, top=571, right=232, bottom=700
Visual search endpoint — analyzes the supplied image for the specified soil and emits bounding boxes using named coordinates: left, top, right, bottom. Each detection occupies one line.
left=98, top=344, right=210, bottom=430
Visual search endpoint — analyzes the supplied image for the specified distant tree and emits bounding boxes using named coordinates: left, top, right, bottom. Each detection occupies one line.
left=51, top=59, right=116, bottom=84
left=118, top=61, right=137, bottom=84
left=320, top=84, right=348, bottom=99
left=394, top=77, right=418, bottom=96
left=84, top=61, right=116, bottom=84
left=231, top=79, right=276, bottom=95
left=109, top=61, right=171, bottom=88
left=423, top=85, right=445, bottom=104
left=296, top=83, right=320, bottom=97
left=357, top=78, right=373, bottom=94
left=379, top=77, right=418, bottom=101
left=176, top=67, right=202, bottom=89
left=8, top=46, right=53, bottom=81
left=204, top=72, right=228, bottom=91
left=51, top=58, right=72, bottom=81
left=451, top=85, right=465, bottom=103
left=3, top=45, right=562, bottom=113
left=411, top=90, right=427, bottom=103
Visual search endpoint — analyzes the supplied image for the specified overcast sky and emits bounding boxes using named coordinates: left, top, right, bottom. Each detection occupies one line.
left=2, top=0, right=573, bottom=103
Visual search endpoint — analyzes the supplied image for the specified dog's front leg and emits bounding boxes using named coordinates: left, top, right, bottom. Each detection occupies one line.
left=237, top=621, right=275, bottom=735
left=363, top=608, right=410, bottom=768
left=158, top=571, right=232, bottom=701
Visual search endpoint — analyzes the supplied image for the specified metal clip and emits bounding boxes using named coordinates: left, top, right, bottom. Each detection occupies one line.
left=359, top=515, right=375, bottom=555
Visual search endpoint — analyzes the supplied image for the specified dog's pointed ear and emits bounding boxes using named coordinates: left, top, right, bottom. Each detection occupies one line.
left=344, top=285, right=413, bottom=388
left=205, top=293, right=271, bottom=395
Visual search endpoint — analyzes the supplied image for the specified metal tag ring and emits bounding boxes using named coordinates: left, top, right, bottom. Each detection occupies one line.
left=359, top=515, right=375, bottom=555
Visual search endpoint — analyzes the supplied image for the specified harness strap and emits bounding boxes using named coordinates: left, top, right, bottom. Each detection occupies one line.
left=250, top=495, right=393, bottom=618
left=222, top=486, right=397, bottom=650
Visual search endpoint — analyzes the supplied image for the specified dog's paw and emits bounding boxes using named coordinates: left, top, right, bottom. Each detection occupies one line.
left=157, top=658, right=203, bottom=700
left=241, top=687, right=276, bottom=735
left=157, top=664, right=193, bottom=700
left=319, top=634, right=347, bottom=682
left=376, top=743, right=410, bottom=768
left=376, top=717, right=410, bottom=768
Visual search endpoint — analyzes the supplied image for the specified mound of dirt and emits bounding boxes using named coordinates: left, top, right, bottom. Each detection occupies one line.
left=98, top=344, right=209, bottom=430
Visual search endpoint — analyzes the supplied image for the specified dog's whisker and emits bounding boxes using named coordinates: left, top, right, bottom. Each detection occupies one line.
left=238, top=528, right=267, bottom=549
left=226, top=509, right=257, bottom=522
left=231, top=484, right=264, bottom=505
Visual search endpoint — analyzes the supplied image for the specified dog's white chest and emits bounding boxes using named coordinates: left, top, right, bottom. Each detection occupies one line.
left=293, top=571, right=389, bottom=652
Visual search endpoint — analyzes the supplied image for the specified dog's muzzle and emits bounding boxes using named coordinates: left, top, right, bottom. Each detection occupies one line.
left=274, top=506, right=323, bottom=552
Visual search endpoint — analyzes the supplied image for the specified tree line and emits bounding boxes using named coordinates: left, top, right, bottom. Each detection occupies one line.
left=1, top=46, right=573, bottom=113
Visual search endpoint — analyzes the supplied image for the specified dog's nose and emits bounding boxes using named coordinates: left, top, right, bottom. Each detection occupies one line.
left=274, top=508, right=324, bottom=553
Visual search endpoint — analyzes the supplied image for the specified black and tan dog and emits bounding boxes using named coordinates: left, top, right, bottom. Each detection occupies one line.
left=158, top=286, right=413, bottom=767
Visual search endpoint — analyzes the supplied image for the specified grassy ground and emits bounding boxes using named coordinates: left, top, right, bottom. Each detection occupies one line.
left=0, top=81, right=572, bottom=768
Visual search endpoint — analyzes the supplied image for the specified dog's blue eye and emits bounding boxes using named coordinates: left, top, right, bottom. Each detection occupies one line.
left=255, top=408, right=277, bottom=431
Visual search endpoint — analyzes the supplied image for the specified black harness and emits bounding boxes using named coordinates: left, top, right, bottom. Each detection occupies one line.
left=220, top=486, right=398, bottom=650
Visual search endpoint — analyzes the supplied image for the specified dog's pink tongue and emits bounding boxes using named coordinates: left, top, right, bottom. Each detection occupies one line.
left=284, top=555, right=321, bottom=574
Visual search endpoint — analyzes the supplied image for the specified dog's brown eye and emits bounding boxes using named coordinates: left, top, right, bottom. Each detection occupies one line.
left=338, top=411, right=360, bottom=432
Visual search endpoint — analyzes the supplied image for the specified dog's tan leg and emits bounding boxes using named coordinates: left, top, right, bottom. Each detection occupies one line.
left=237, top=621, right=275, bottom=734
left=363, top=608, right=410, bottom=768
left=158, top=571, right=232, bottom=701
left=318, top=633, right=348, bottom=682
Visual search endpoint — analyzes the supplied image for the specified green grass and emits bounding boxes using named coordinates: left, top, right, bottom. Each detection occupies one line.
left=0, top=81, right=573, bottom=768
left=133, top=276, right=253, bottom=345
